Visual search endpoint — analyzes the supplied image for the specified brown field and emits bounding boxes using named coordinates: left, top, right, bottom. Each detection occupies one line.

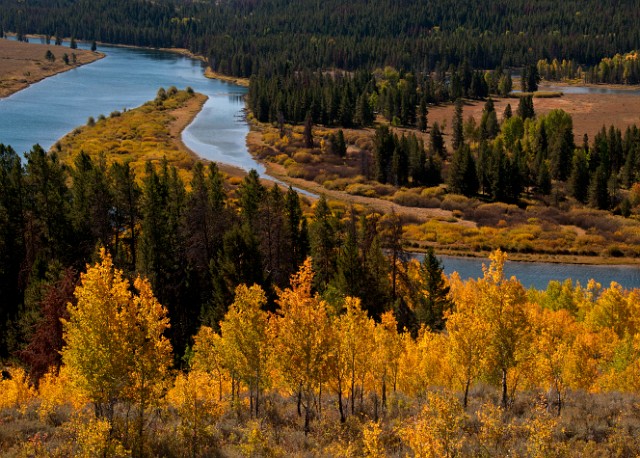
left=0, top=38, right=103, bottom=98
left=427, top=83, right=640, bottom=147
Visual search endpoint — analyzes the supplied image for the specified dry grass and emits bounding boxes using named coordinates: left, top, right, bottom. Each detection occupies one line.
left=0, top=39, right=103, bottom=98
left=427, top=85, right=640, bottom=148
left=53, top=89, right=206, bottom=184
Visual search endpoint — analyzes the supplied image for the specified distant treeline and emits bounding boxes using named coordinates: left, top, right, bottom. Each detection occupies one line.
left=247, top=65, right=512, bottom=128
left=2, top=0, right=640, bottom=78
left=538, top=52, right=640, bottom=84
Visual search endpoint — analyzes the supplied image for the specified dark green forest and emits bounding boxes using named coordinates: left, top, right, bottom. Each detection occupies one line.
left=2, top=0, right=640, bottom=78
left=0, top=145, right=439, bottom=366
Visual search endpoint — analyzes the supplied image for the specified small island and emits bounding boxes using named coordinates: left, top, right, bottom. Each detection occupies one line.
left=0, top=38, right=103, bottom=98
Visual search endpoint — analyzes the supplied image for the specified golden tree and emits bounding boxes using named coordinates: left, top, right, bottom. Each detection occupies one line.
left=450, top=250, right=531, bottom=408
left=219, top=284, right=270, bottom=416
left=269, top=258, right=333, bottom=434
left=61, top=248, right=172, bottom=451
left=447, top=271, right=490, bottom=408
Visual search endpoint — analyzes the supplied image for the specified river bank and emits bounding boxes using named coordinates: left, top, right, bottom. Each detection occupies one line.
left=0, top=38, right=103, bottom=98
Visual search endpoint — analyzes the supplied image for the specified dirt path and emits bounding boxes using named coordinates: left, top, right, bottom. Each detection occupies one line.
left=0, top=39, right=103, bottom=98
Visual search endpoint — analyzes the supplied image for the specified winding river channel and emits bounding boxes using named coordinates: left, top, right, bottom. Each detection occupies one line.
left=1, top=39, right=639, bottom=290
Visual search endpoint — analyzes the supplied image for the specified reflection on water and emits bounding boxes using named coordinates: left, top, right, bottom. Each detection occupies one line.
left=543, top=85, right=640, bottom=96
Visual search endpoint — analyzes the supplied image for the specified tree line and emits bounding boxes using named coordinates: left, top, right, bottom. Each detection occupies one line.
left=0, top=145, right=456, bottom=361
left=538, top=52, right=640, bottom=85
left=3, top=0, right=640, bottom=81
left=247, top=65, right=512, bottom=129
left=3, top=248, right=640, bottom=456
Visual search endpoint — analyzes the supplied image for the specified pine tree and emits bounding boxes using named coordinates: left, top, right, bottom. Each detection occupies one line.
left=304, top=111, right=314, bottom=148
left=569, top=150, right=590, bottom=203
left=416, top=248, right=452, bottom=331
left=310, top=195, right=338, bottom=291
left=480, top=98, right=499, bottom=140
left=417, top=98, right=428, bottom=132
left=430, top=122, right=446, bottom=158
left=452, top=98, right=465, bottom=151
left=517, top=96, right=535, bottom=120
left=448, top=144, right=478, bottom=197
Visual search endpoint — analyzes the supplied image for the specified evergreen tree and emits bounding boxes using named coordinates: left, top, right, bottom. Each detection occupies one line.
left=373, top=126, right=395, bottom=183
left=569, top=150, right=590, bottom=203
left=452, top=98, right=465, bottom=151
left=430, top=122, right=446, bottom=158
left=304, top=111, right=314, bottom=148
left=0, top=144, right=26, bottom=356
left=517, top=95, right=535, bottom=120
left=589, top=165, right=610, bottom=209
left=109, top=161, right=140, bottom=272
left=310, top=195, right=338, bottom=291
left=480, top=98, right=499, bottom=140
left=537, top=161, right=552, bottom=195
left=417, top=98, right=428, bottom=132
left=447, top=144, right=478, bottom=197
left=416, top=248, right=452, bottom=331
left=503, top=103, right=512, bottom=121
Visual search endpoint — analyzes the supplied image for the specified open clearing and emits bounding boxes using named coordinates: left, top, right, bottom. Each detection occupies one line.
left=0, top=38, right=103, bottom=98
left=427, top=84, right=640, bottom=147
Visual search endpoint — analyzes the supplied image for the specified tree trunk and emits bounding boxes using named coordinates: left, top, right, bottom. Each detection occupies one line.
left=382, top=378, right=387, bottom=411
left=463, top=377, right=471, bottom=409
left=501, top=368, right=508, bottom=409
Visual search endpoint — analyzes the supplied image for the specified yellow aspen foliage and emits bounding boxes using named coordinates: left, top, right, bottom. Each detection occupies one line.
left=563, top=325, right=618, bottom=391
left=0, top=366, right=36, bottom=413
left=372, top=311, right=403, bottom=406
left=335, top=296, right=376, bottom=416
left=396, top=332, right=421, bottom=397
left=219, top=284, right=270, bottom=416
left=476, top=402, right=515, bottom=456
left=585, top=282, right=640, bottom=337
left=61, top=248, right=172, bottom=423
left=597, top=332, right=640, bottom=392
left=65, top=413, right=130, bottom=458
left=447, top=272, right=491, bottom=408
left=362, top=420, right=385, bottom=458
left=126, top=275, right=173, bottom=412
left=37, top=366, right=87, bottom=423
left=192, top=326, right=230, bottom=400
left=529, top=307, right=579, bottom=413
left=400, top=392, right=466, bottom=458
left=525, top=408, right=566, bottom=458
left=238, top=419, right=284, bottom=458
left=167, top=370, right=224, bottom=456
left=269, top=257, right=333, bottom=433
left=396, top=330, right=450, bottom=397
left=474, top=250, right=531, bottom=407
left=416, top=329, right=452, bottom=388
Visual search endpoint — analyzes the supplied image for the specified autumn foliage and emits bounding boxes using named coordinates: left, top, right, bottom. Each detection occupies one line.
left=3, top=249, right=640, bottom=456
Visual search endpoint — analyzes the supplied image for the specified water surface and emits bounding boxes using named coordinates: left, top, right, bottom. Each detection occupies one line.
left=409, top=253, right=640, bottom=290
left=0, top=40, right=259, bottom=172
left=1, top=38, right=638, bottom=288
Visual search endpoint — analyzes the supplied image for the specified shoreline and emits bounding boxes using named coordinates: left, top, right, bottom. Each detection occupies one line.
left=247, top=122, right=640, bottom=267
left=0, top=38, right=104, bottom=99
left=9, top=38, right=638, bottom=267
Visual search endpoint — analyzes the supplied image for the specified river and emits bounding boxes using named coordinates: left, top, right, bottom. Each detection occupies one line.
left=1, top=38, right=639, bottom=290
left=0, top=39, right=261, bottom=172
left=409, top=254, right=640, bottom=290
